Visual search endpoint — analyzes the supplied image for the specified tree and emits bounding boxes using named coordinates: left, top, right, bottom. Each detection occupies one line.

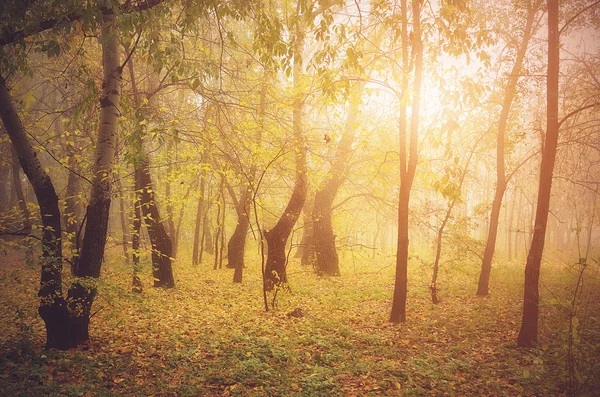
left=263, top=0, right=309, bottom=291
left=390, top=0, right=422, bottom=323
left=476, top=0, right=543, bottom=296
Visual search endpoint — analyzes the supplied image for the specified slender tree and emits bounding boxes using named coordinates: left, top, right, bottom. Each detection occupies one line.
left=476, top=0, right=542, bottom=296
left=390, top=0, right=422, bottom=323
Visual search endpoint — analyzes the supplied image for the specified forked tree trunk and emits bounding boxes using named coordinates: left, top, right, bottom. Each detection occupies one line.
left=518, top=0, right=559, bottom=347
left=227, top=184, right=252, bottom=283
left=264, top=16, right=308, bottom=291
left=476, top=0, right=540, bottom=296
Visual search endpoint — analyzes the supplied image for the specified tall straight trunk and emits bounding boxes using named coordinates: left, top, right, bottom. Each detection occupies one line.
left=313, top=82, right=365, bottom=276
left=477, top=1, right=540, bottom=296
left=518, top=0, right=559, bottom=347
left=127, top=58, right=175, bottom=288
left=1, top=76, right=67, bottom=349
left=508, top=188, right=515, bottom=261
left=192, top=170, right=206, bottom=265
left=264, top=10, right=308, bottom=291
left=390, top=0, right=421, bottom=323
left=68, top=9, right=122, bottom=346
left=214, top=173, right=225, bottom=270
left=115, top=176, right=130, bottom=262
left=76, top=10, right=121, bottom=279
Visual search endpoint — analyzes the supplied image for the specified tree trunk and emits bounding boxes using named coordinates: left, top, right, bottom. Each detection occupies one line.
left=264, top=13, right=308, bottom=291
left=115, top=176, right=130, bottom=262
left=76, top=9, right=121, bottom=279
left=477, top=1, right=539, bottom=296
left=299, top=194, right=315, bottom=266
left=390, top=0, right=421, bottom=323
left=518, top=0, right=559, bottom=347
left=10, top=147, right=32, bottom=248
left=227, top=183, right=252, bottom=283
left=192, top=170, right=206, bottom=265
left=136, top=160, right=175, bottom=288
left=312, top=82, right=365, bottom=277
left=1, top=76, right=69, bottom=349
left=127, top=57, right=175, bottom=288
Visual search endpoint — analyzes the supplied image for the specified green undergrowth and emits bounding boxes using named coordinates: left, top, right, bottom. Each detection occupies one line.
left=0, top=249, right=599, bottom=396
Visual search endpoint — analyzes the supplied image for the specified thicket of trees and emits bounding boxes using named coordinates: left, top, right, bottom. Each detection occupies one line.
left=1, top=0, right=599, bottom=353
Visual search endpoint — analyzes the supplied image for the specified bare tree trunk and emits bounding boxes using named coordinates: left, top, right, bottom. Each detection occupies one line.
left=518, top=0, right=559, bottom=347
left=390, top=0, right=421, bottom=323
left=115, top=177, right=130, bottom=262
left=192, top=170, right=206, bottom=265
left=264, top=11, right=308, bottom=291
left=477, top=1, right=540, bottom=296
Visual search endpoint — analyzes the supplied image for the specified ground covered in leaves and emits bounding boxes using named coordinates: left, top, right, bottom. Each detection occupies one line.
left=1, top=248, right=599, bottom=396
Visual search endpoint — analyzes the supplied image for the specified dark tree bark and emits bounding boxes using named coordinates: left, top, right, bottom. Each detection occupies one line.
left=390, top=0, right=421, bottom=323
left=476, top=0, right=541, bottom=296
left=1, top=76, right=69, bottom=349
left=518, top=0, right=559, bottom=347
left=136, top=160, right=175, bottom=288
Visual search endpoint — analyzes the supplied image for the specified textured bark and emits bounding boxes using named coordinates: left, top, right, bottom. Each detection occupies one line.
left=518, top=0, right=559, bottom=347
left=390, top=0, right=421, bottom=323
left=264, top=15, right=308, bottom=291
left=476, top=1, right=540, bottom=296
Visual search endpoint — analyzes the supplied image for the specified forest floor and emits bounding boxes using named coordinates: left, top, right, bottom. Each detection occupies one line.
left=0, top=248, right=599, bottom=396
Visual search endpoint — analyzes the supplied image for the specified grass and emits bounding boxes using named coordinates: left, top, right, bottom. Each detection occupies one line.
left=0, top=247, right=599, bottom=396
